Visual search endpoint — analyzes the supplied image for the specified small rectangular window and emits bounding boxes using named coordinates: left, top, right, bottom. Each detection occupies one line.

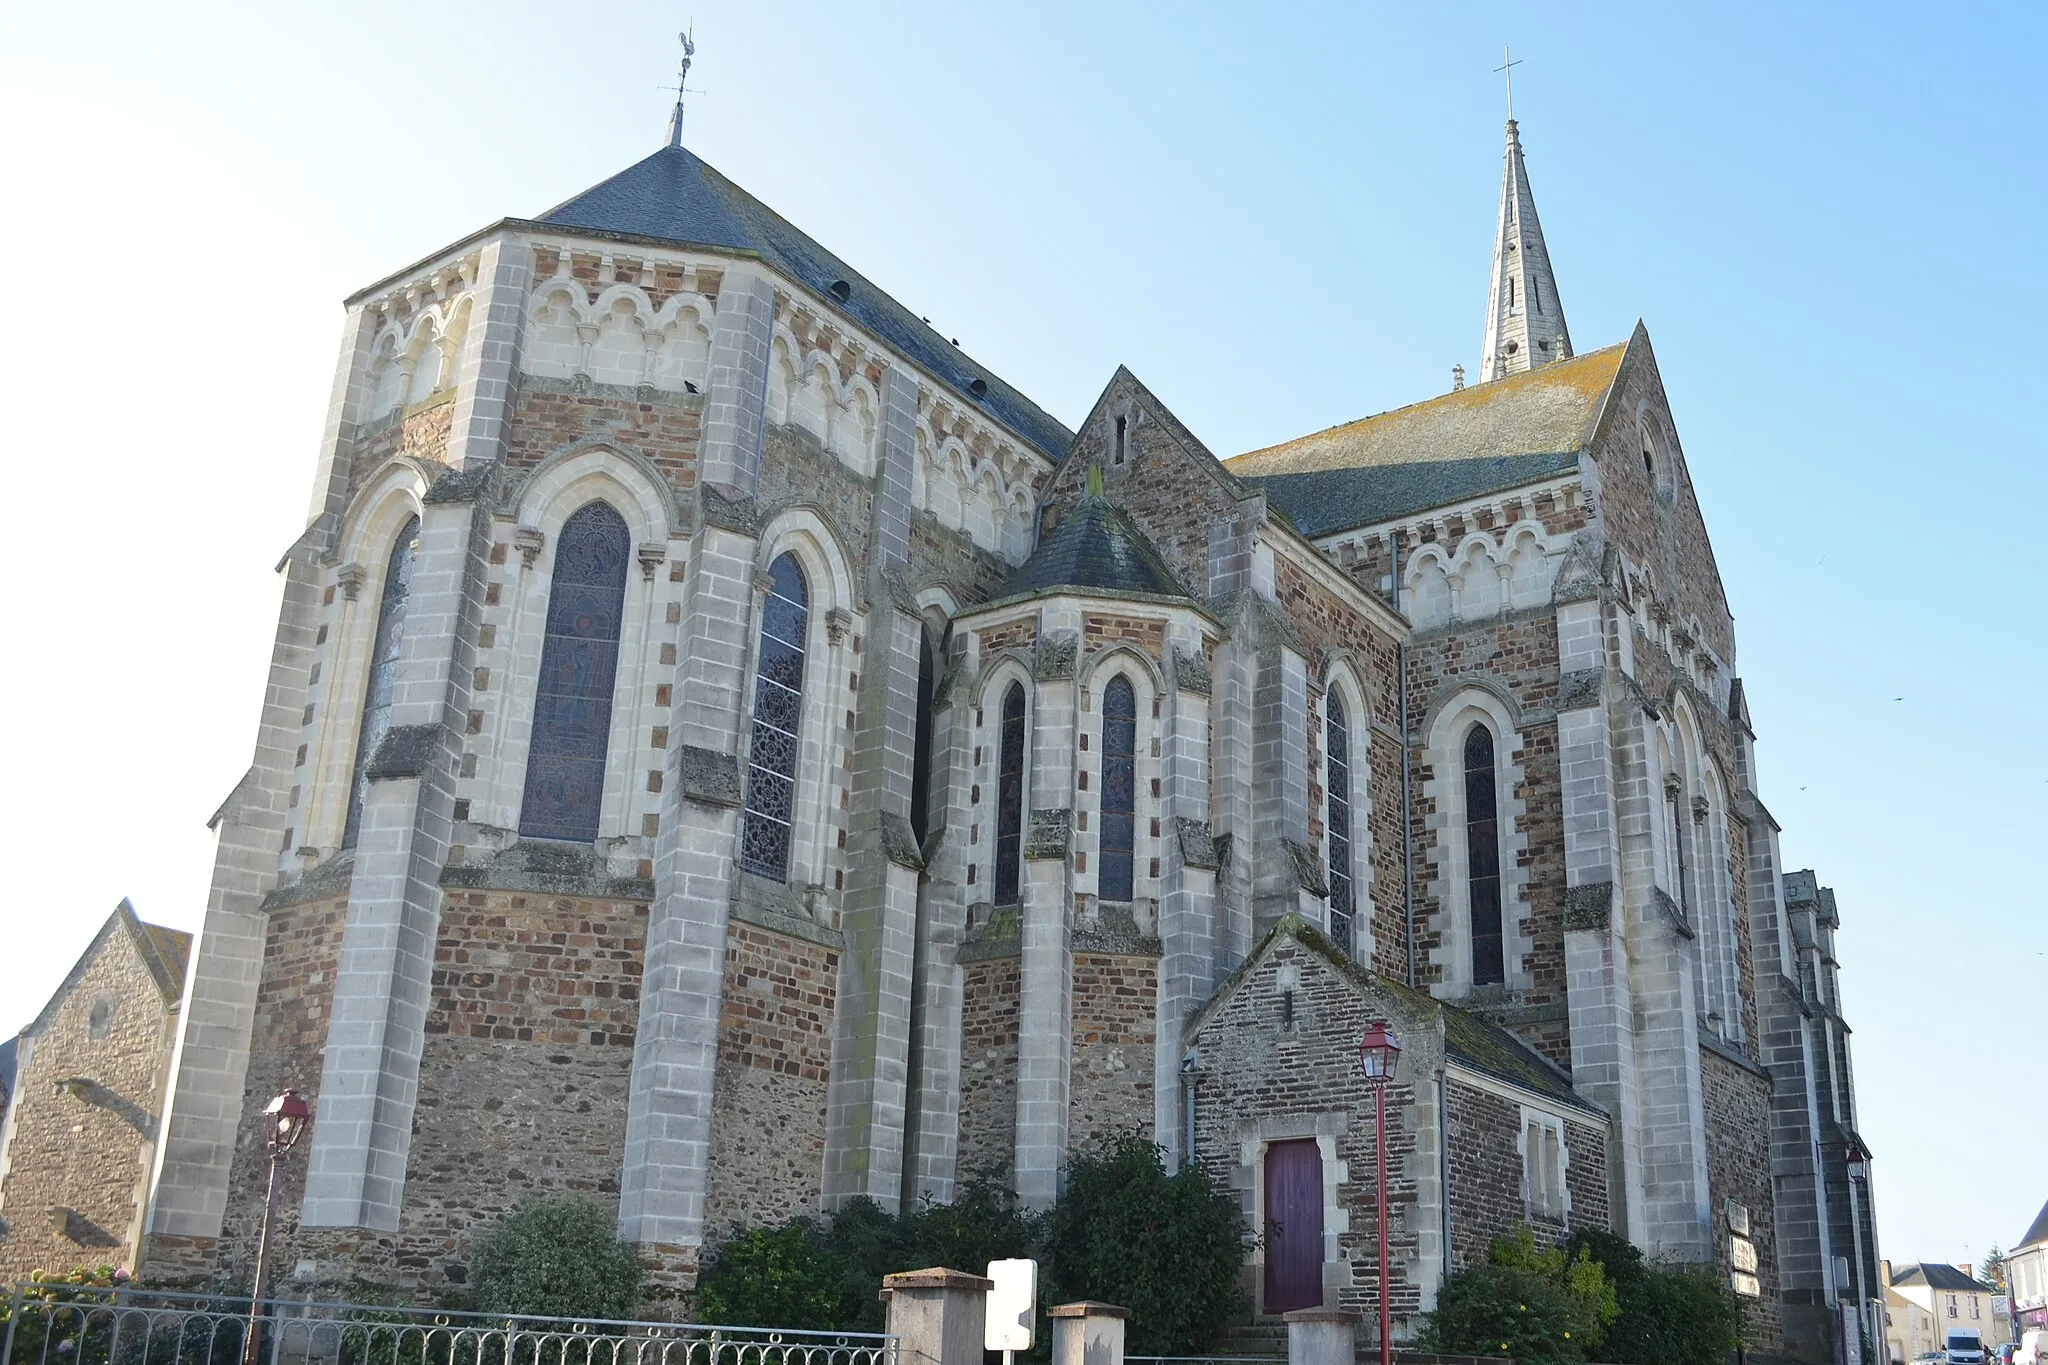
left=1521, top=1108, right=1567, bottom=1222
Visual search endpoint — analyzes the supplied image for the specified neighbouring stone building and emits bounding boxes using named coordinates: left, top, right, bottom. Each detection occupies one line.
left=0, top=901, right=190, bottom=1277
left=123, top=79, right=1877, bottom=1358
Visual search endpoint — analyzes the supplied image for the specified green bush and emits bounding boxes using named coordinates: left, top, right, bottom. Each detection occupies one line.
left=1563, top=1227, right=1741, bottom=1365
left=1038, top=1132, right=1248, bottom=1356
left=466, top=1198, right=644, bottom=1321
left=1420, top=1228, right=1616, bottom=1364
left=701, top=1137, right=1245, bottom=1353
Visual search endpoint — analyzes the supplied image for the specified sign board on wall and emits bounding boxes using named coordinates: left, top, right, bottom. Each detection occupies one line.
left=985, top=1259, right=1038, bottom=1353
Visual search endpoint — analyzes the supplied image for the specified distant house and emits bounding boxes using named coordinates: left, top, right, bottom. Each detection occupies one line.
left=0, top=901, right=190, bottom=1278
left=1884, top=1261, right=2011, bottom=1361
left=2011, top=1200, right=2048, bottom=1336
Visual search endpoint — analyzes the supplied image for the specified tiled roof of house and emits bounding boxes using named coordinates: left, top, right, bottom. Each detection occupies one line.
left=535, top=146, right=1074, bottom=462
left=990, top=496, right=1192, bottom=605
left=2020, top=1198, right=2048, bottom=1251
left=1224, top=340, right=1629, bottom=536
left=1891, top=1263, right=1996, bottom=1293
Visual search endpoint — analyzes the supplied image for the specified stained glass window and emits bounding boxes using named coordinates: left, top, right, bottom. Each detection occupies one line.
left=1099, top=675, right=1137, bottom=903
left=517, top=502, right=630, bottom=842
left=343, top=516, right=419, bottom=849
left=740, top=554, right=808, bottom=881
left=910, top=628, right=938, bottom=847
left=1464, top=724, right=1504, bottom=986
left=1326, top=695, right=1355, bottom=956
left=994, top=682, right=1026, bottom=906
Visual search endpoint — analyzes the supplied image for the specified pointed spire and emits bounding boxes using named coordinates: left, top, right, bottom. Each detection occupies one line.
left=1480, top=117, right=1572, bottom=382
left=666, top=28, right=696, bottom=149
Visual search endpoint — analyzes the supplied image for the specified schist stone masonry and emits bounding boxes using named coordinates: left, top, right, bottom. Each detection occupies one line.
left=106, top=98, right=1878, bottom=1361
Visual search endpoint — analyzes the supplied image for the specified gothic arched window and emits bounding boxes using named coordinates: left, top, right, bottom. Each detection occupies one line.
left=1099, top=676, right=1137, bottom=903
left=1326, top=695, right=1355, bottom=956
left=343, top=516, right=420, bottom=849
left=1464, top=724, right=1505, bottom=986
left=910, top=626, right=939, bottom=848
left=994, top=682, right=1027, bottom=906
left=518, top=502, right=630, bottom=842
left=741, top=553, right=809, bottom=881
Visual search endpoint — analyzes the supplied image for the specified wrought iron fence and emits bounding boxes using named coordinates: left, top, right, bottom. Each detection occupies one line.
left=2, top=1287, right=895, bottom=1365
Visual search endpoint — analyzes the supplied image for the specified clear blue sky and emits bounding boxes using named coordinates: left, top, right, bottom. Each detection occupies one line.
left=1, top=0, right=2040, bottom=1274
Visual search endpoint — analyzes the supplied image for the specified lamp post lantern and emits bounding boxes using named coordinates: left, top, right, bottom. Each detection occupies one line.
left=1359, top=1020, right=1402, bottom=1365
left=243, top=1089, right=312, bottom=1365
left=1844, top=1139, right=1868, bottom=1183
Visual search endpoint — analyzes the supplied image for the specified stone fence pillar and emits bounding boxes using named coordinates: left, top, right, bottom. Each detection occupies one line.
left=1050, top=1301, right=1128, bottom=1365
left=881, top=1268, right=993, bottom=1365
left=1284, top=1307, right=1357, bottom=1365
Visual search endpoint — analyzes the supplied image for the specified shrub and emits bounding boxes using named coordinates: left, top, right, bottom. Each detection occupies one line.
left=697, top=1222, right=843, bottom=1331
left=1421, top=1227, right=1616, bottom=1364
left=466, top=1198, right=644, bottom=1321
left=1563, top=1227, right=1741, bottom=1365
left=1038, top=1131, right=1248, bottom=1355
left=1421, top=1262, right=1588, bottom=1364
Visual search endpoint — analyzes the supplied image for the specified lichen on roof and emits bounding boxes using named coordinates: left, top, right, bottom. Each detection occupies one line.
left=1196, top=913, right=1597, bottom=1117
left=986, top=495, right=1193, bottom=606
left=1223, top=342, right=1628, bottom=536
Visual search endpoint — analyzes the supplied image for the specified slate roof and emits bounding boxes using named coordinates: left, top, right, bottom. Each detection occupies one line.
left=2020, top=1198, right=2048, bottom=1250
left=989, top=496, right=1191, bottom=605
left=1191, top=914, right=1600, bottom=1118
left=1891, top=1263, right=1996, bottom=1293
left=535, top=146, right=1073, bottom=462
left=1224, top=341, right=1629, bottom=536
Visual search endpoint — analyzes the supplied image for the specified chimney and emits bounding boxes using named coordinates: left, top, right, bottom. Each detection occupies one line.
left=1881, top=1259, right=1893, bottom=1287
left=1452, top=364, right=1466, bottom=392
left=1961, top=1263, right=1973, bottom=1280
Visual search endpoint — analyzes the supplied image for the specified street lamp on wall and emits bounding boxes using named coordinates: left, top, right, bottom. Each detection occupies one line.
left=244, top=1090, right=312, bottom=1365
left=1359, top=1021, right=1402, bottom=1365
left=1844, top=1138, right=1870, bottom=1182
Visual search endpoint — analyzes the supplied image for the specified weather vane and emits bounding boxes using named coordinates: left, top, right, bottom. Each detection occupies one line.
left=666, top=25, right=698, bottom=148
left=1495, top=43, right=1522, bottom=122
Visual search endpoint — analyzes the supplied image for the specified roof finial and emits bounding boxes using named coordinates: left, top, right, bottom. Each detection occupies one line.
left=1494, top=43, right=1522, bottom=124
left=666, top=26, right=696, bottom=149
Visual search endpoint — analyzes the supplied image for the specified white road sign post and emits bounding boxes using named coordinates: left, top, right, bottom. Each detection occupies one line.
left=985, top=1258, right=1038, bottom=1365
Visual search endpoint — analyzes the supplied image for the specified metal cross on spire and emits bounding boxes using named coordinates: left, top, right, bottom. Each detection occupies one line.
left=1495, top=43, right=1522, bottom=121
left=666, top=26, right=697, bottom=148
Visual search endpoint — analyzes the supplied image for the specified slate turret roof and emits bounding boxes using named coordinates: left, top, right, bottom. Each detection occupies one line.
left=989, top=496, right=1191, bottom=606
left=535, top=146, right=1073, bottom=462
left=1225, top=339, right=1629, bottom=537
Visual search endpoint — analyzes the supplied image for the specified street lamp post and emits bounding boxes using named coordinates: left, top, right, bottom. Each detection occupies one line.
left=1359, top=1020, right=1402, bottom=1365
left=243, top=1090, right=312, bottom=1365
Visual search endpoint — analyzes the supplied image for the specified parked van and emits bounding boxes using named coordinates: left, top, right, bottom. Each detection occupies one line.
left=2013, top=1328, right=2047, bottom=1365
left=1948, top=1329, right=1986, bottom=1364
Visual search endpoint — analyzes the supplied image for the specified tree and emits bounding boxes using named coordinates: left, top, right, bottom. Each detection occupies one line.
left=1983, top=1246, right=2009, bottom=1293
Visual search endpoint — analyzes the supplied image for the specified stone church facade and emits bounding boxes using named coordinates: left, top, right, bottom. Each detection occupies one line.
left=129, top=106, right=1878, bottom=1356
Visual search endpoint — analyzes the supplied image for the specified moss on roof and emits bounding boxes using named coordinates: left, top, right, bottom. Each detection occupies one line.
left=1192, top=913, right=1598, bottom=1117
left=1223, top=344, right=1628, bottom=536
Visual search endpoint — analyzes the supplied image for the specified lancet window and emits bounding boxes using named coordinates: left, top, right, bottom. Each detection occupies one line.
left=994, top=682, right=1026, bottom=906
left=740, top=554, right=809, bottom=881
left=342, top=516, right=420, bottom=849
left=518, top=502, right=630, bottom=842
left=1464, top=724, right=1505, bottom=986
left=1326, top=695, right=1356, bottom=956
left=1099, top=675, right=1137, bottom=903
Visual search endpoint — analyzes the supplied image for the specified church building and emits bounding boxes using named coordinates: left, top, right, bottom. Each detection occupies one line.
left=129, top=86, right=1878, bottom=1360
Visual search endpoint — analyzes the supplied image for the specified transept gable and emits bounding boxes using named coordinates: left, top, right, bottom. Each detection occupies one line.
left=20, top=901, right=190, bottom=1039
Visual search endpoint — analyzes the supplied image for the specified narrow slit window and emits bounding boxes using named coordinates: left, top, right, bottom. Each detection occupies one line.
left=343, top=516, right=421, bottom=849
left=1464, top=724, right=1504, bottom=986
left=1099, top=676, right=1137, bottom=902
left=518, top=502, right=630, bottom=842
left=1506, top=277, right=1516, bottom=310
left=1326, top=694, right=1355, bottom=956
left=909, top=627, right=938, bottom=847
left=740, top=553, right=809, bottom=881
left=994, top=682, right=1026, bottom=905
left=1114, top=415, right=1128, bottom=465
left=1669, top=790, right=1691, bottom=917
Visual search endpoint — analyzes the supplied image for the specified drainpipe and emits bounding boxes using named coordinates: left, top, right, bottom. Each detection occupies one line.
left=1393, top=532, right=1416, bottom=988
left=1180, top=1050, right=1201, bottom=1170
left=1439, top=1067, right=1454, bottom=1278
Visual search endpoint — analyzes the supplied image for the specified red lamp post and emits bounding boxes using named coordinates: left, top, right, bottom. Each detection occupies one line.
left=1359, top=1021, right=1402, bottom=1365
left=244, top=1090, right=312, bottom=1365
